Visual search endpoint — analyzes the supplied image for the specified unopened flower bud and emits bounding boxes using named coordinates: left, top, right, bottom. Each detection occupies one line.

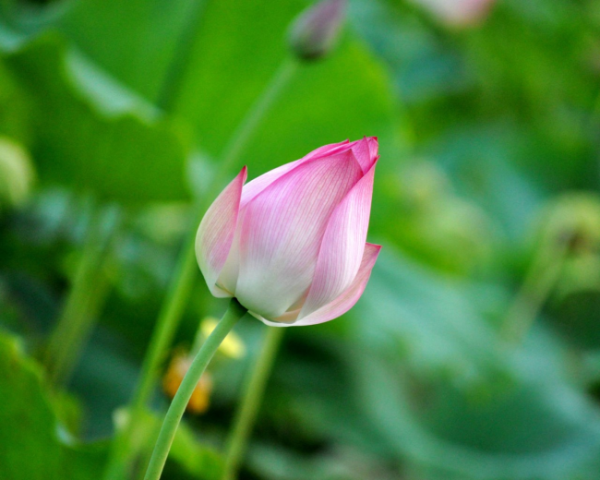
left=536, top=193, right=600, bottom=255
left=163, top=352, right=213, bottom=414
left=195, top=138, right=380, bottom=327
left=288, top=0, right=347, bottom=61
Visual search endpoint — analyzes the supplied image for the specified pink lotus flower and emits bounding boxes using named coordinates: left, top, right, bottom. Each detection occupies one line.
left=195, top=138, right=381, bottom=326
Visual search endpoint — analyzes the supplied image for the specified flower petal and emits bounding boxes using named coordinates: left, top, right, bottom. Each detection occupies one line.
left=303, top=139, right=353, bottom=161
left=257, top=243, right=381, bottom=327
left=366, top=136, right=379, bottom=160
left=299, top=160, right=377, bottom=317
left=350, top=136, right=378, bottom=173
left=195, top=167, right=247, bottom=297
left=240, top=140, right=351, bottom=208
left=234, top=151, right=363, bottom=319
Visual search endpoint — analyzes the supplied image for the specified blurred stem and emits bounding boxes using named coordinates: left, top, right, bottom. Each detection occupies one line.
left=501, top=237, right=570, bottom=343
left=209, top=58, right=298, bottom=193
left=581, top=84, right=600, bottom=141
left=222, top=326, right=285, bottom=480
left=104, top=57, right=299, bottom=480
left=155, top=0, right=208, bottom=111
left=45, top=203, right=119, bottom=387
left=143, top=300, right=247, bottom=480
left=590, top=85, right=600, bottom=124
left=102, top=234, right=199, bottom=480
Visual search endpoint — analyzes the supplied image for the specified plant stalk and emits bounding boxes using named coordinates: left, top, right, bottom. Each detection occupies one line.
left=501, top=238, right=569, bottom=343
left=222, top=326, right=285, bottom=480
left=155, top=0, right=208, bottom=112
left=45, top=203, right=119, bottom=386
left=104, top=57, right=299, bottom=480
left=143, top=299, right=247, bottom=480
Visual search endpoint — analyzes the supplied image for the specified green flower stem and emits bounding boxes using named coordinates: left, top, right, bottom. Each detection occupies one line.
left=45, top=203, right=119, bottom=386
left=501, top=238, right=570, bottom=343
left=103, top=57, right=299, bottom=480
left=210, top=58, right=298, bottom=193
left=155, top=0, right=208, bottom=112
left=222, top=326, right=285, bottom=480
left=143, top=299, right=247, bottom=480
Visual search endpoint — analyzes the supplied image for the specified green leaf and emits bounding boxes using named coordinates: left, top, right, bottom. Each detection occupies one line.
left=547, top=289, right=600, bottom=351
left=344, top=251, right=600, bottom=480
left=0, top=29, right=191, bottom=203
left=0, top=332, right=63, bottom=480
left=170, top=0, right=405, bottom=173
left=349, top=349, right=600, bottom=480
left=24, top=0, right=406, bottom=176
left=351, top=250, right=509, bottom=384
left=55, top=0, right=195, bottom=101
left=0, top=329, right=224, bottom=479
left=0, top=330, right=109, bottom=479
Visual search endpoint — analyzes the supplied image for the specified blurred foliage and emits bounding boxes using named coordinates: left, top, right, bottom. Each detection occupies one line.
left=0, top=136, right=35, bottom=207
left=0, top=332, right=106, bottom=480
left=2, top=0, right=600, bottom=479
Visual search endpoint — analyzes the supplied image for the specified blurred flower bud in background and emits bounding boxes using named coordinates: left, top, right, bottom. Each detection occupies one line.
left=533, top=193, right=600, bottom=296
left=535, top=193, right=600, bottom=260
left=0, top=137, right=35, bottom=209
left=288, top=0, right=347, bottom=61
left=162, top=317, right=247, bottom=414
left=533, top=193, right=600, bottom=349
left=410, top=0, right=496, bottom=27
left=163, top=351, right=214, bottom=414
left=200, top=317, right=246, bottom=359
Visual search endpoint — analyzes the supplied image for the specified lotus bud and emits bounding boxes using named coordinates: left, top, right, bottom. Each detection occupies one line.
left=196, top=138, right=381, bottom=326
left=288, top=0, right=347, bottom=61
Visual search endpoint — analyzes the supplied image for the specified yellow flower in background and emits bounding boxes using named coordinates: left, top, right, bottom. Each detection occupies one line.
left=200, top=317, right=246, bottom=359
left=162, top=352, right=213, bottom=414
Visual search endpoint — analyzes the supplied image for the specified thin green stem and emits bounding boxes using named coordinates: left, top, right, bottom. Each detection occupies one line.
left=143, top=300, right=247, bottom=480
left=104, top=57, right=299, bottom=480
left=45, top=203, right=119, bottom=386
left=209, top=58, right=299, bottom=195
left=155, top=0, right=208, bottom=112
left=222, top=326, right=285, bottom=480
left=501, top=238, right=569, bottom=343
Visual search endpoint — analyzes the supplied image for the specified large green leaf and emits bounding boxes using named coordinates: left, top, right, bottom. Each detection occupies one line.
left=349, top=350, right=600, bottom=480
left=0, top=332, right=63, bottom=479
left=16, top=0, right=406, bottom=174
left=170, top=0, right=405, bottom=174
left=1, top=0, right=193, bottom=102
left=262, top=251, right=600, bottom=480
left=0, top=330, right=225, bottom=479
left=0, top=331, right=109, bottom=479
left=0, top=28, right=191, bottom=203
left=345, top=251, right=600, bottom=480
left=55, top=0, right=194, bottom=101
left=351, top=251, right=509, bottom=384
